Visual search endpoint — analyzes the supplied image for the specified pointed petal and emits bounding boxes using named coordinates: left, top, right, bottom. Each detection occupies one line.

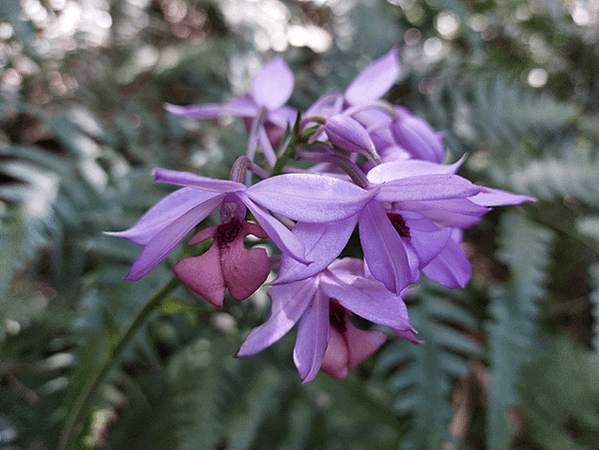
left=165, top=102, right=227, bottom=119
left=391, top=112, right=445, bottom=163
left=173, top=243, right=226, bottom=306
left=123, top=195, right=225, bottom=280
left=398, top=198, right=489, bottom=228
left=236, top=278, right=316, bottom=356
left=404, top=218, right=453, bottom=267
left=470, top=187, right=536, bottom=206
left=152, top=168, right=246, bottom=193
left=251, top=57, right=294, bottom=110
left=367, top=157, right=463, bottom=184
left=106, top=187, right=221, bottom=246
left=345, top=47, right=399, bottom=105
left=359, top=202, right=417, bottom=293
left=274, top=216, right=357, bottom=284
left=422, top=235, right=471, bottom=288
left=375, top=174, right=483, bottom=202
left=247, top=173, right=377, bottom=222
left=239, top=193, right=308, bottom=263
left=293, top=290, right=330, bottom=383
left=320, top=271, right=413, bottom=330
left=258, top=124, right=277, bottom=167
left=225, top=95, right=260, bottom=116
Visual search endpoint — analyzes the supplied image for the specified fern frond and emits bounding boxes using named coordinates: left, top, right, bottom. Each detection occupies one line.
left=486, top=212, right=554, bottom=450
left=374, top=280, right=482, bottom=450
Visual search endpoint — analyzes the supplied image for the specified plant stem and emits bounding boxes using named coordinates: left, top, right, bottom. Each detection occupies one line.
left=60, top=276, right=180, bottom=450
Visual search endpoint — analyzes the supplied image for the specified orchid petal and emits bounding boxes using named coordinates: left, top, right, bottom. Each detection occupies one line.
left=367, top=158, right=463, bottom=184
left=247, top=174, right=378, bottom=222
left=359, top=201, right=416, bottom=293
left=251, top=57, right=294, bottom=110
left=320, top=272, right=413, bottom=330
left=173, top=243, right=226, bottom=306
left=222, top=246, right=270, bottom=301
left=399, top=198, right=489, bottom=228
left=345, top=47, right=400, bottom=105
left=345, top=325, right=387, bottom=369
left=236, top=279, right=317, bottom=357
left=404, top=218, right=453, bottom=267
left=375, top=174, right=483, bottom=202
left=320, top=327, right=349, bottom=379
left=293, top=290, right=329, bottom=383
left=106, top=187, right=221, bottom=246
left=470, top=187, right=536, bottom=206
left=239, top=193, right=308, bottom=263
left=422, top=235, right=471, bottom=288
left=123, top=194, right=225, bottom=280
left=274, top=216, right=358, bottom=285
left=152, top=168, right=246, bottom=193
left=257, top=124, right=277, bottom=168
left=225, top=95, right=260, bottom=116
left=165, top=103, right=227, bottom=119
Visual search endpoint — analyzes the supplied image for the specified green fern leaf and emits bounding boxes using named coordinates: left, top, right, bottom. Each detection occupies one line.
left=486, top=212, right=554, bottom=450
left=374, top=281, right=481, bottom=450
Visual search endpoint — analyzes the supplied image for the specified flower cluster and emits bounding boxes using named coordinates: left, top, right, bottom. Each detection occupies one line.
left=108, top=48, right=533, bottom=383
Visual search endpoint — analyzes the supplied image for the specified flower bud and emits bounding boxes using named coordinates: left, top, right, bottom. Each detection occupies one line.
left=324, top=114, right=379, bottom=161
left=391, top=108, right=445, bottom=163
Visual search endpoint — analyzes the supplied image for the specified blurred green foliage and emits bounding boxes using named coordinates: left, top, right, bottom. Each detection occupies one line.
left=1, top=0, right=599, bottom=449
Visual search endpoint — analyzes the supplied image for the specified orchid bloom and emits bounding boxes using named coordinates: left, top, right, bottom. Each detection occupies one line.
left=166, top=57, right=297, bottom=166
left=172, top=195, right=270, bottom=306
left=236, top=258, right=420, bottom=383
left=275, top=158, right=535, bottom=293
left=106, top=168, right=377, bottom=283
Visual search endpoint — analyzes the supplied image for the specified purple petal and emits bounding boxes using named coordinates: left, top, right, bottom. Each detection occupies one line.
left=358, top=201, right=418, bottom=293
left=274, top=216, right=358, bottom=284
left=293, top=290, right=329, bottom=383
left=391, top=112, right=445, bottom=163
left=324, top=115, right=378, bottom=159
left=123, top=194, right=225, bottom=280
left=345, top=47, right=400, bottom=105
left=398, top=198, right=489, bottom=228
left=239, top=193, right=308, bottom=263
left=152, top=168, right=246, bottom=193
left=165, top=103, right=227, bottom=119
left=320, top=273, right=413, bottom=331
left=236, top=278, right=316, bottom=356
left=422, top=235, right=471, bottom=288
left=251, top=57, right=294, bottom=110
left=404, top=218, right=453, bottom=267
left=106, top=187, right=221, bottom=246
left=375, top=174, right=483, bottom=202
left=367, top=158, right=463, bottom=184
left=225, top=95, right=260, bottom=116
left=258, top=124, right=277, bottom=167
left=247, top=174, right=377, bottom=222
left=470, top=187, right=536, bottom=206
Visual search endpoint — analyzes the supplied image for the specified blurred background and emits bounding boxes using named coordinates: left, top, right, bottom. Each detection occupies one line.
left=1, top=0, right=599, bottom=449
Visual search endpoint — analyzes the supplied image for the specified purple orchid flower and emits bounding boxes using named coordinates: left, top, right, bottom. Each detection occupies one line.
left=166, top=57, right=296, bottom=166
left=236, top=258, right=420, bottom=383
left=275, top=158, right=535, bottom=293
left=172, top=195, right=271, bottom=306
left=106, top=168, right=377, bottom=282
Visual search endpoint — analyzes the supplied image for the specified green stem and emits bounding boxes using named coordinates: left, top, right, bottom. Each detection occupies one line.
left=60, top=276, right=180, bottom=450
